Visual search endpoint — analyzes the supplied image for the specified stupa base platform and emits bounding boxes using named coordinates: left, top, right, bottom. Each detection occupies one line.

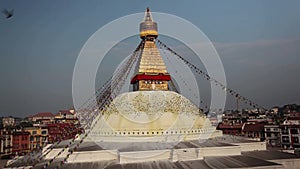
left=39, top=135, right=267, bottom=164
left=7, top=135, right=300, bottom=169
left=62, top=136, right=266, bottom=164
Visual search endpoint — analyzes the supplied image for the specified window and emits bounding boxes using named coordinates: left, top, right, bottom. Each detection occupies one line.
left=292, top=137, right=299, bottom=143
left=282, top=136, right=289, bottom=143
left=266, top=128, right=271, bottom=131
left=267, top=133, right=271, bottom=137
left=32, top=131, right=37, bottom=135
left=41, top=130, right=47, bottom=135
left=291, top=129, right=298, bottom=134
left=282, top=129, right=289, bottom=134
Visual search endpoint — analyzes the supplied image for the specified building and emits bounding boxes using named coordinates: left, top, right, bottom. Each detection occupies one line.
left=2, top=117, right=15, bottom=128
left=221, top=111, right=241, bottom=124
left=11, top=131, right=30, bottom=155
left=24, top=126, right=48, bottom=150
left=264, top=125, right=280, bottom=147
left=28, top=112, right=55, bottom=124
left=217, top=123, right=243, bottom=136
left=242, top=122, right=265, bottom=140
left=280, top=117, right=300, bottom=149
left=288, top=112, right=300, bottom=117
left=0, top=129, right=12, bottom=155
left=47, top=123, right=81, bottom=143
left=208, top=116, right=219, bottom=126
left=54, top=109, right=78, bottom=124
left=280, top=124, right=300, bottom=149
left=280, top=116, right=300, bottom=149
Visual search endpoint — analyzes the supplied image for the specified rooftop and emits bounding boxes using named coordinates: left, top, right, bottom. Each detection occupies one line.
left=243, top=123, right=264, bottom=132
left=243, top=150, right=300, bottom=160
left=57, top=110, right=74, bottom=115
left=28, top=112, right=55, bottom=118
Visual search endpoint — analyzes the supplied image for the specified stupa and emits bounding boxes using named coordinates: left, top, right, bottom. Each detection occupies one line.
left=87, top=7, right=218, bottom=143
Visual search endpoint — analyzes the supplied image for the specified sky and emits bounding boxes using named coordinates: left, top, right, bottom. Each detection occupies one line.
left=0, top=0, right=300, bottom=117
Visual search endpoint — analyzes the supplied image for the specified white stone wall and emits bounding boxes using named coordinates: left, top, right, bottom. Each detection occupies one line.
left=119, top=149, right=171, bottom=164
left=48, top=138, right=267, bottom=164
left=172, top=148, right=198, bottom=161
left=67, top=150, right=118, bottom=163
left=199, top=146, right=241, bottom=157
left=234, top=142, right=266, bottom=152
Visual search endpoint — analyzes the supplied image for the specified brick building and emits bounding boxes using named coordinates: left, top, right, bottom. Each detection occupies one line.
left=47, top=123, right=82, bottom=143
left=217, top=123, right=243, bottom=136
left=242, top=123, right=265, bottom=140
left=12, top=131, right=30, bottom=155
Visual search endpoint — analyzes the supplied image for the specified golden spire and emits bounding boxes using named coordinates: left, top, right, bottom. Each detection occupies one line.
left=131, top=8, right=170, bottom=91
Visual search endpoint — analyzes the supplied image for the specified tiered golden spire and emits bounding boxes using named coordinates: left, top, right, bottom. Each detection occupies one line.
left=131, top=8, right=171, bottom=91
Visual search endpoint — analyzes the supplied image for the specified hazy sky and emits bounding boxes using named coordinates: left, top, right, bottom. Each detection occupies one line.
left=0, top=0, right=300, bottom=117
